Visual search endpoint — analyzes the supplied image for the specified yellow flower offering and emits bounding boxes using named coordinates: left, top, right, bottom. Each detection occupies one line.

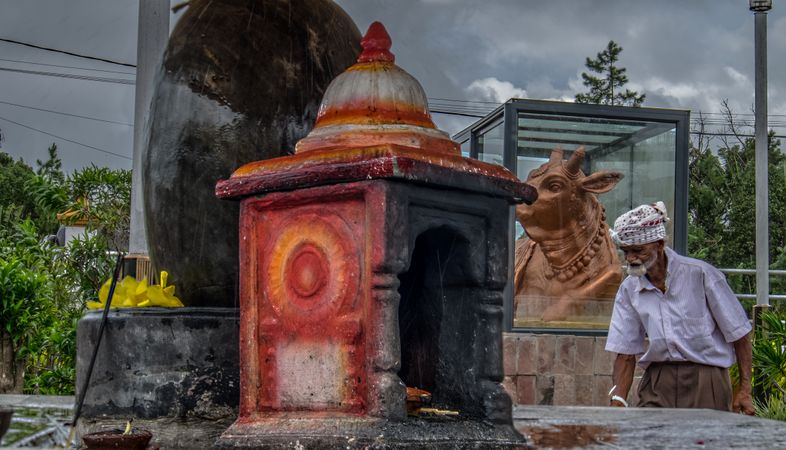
left=87, top=271, right=184, bottom=309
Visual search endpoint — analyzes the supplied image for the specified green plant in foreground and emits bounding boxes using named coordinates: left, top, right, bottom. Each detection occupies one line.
left=0, top=150, right=116, bottom=394
left=0, top=256, right=49, bottom=393
left=755, top=394, right=786, bottom=421
left=752, top=311, right=786, bottom=398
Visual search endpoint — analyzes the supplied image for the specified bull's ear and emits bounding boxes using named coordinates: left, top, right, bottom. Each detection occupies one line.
left=581, top=171, right=624, bottom=194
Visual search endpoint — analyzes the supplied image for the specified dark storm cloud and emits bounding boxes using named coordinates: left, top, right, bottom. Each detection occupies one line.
left=1, top=1, right=783, bottom=173
left=337, top=0, right=786, bottom=134
left=0, top=0, right=138, bottom=173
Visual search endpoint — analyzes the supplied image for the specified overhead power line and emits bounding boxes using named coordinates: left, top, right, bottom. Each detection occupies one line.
left=0, top=99, right=133, bottom=126
left=0, top=57, right=136, bottom=75
left=0, top=114, right=131, bottom=160
left=430, top=107, right=786, bottom=128
left=0, top=37, right=135, bottom=68
left=689, top=131, right=785, bottom=139
left=0, top=66, right=134, bottom=85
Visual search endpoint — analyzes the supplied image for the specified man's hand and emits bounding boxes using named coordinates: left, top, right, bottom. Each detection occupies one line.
left=733, top=333, right=755, bottom=415
left=732, top=389, right=755, bottom=415
left=610, top=354, right=636, bottom=408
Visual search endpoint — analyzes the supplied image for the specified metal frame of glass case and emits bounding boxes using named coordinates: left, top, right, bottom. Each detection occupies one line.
left=454, top=99, right=689, bottom=334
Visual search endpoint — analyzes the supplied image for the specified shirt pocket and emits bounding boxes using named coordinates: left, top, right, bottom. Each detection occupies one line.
left=682, top=314, right=713, bottom=339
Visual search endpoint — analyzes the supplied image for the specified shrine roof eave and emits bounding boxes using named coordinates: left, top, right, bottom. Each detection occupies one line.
left=215, top=144, right=537, bottom=204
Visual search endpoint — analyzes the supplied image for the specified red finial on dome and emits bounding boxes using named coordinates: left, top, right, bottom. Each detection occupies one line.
left=357, top=21, right=395, bottom=63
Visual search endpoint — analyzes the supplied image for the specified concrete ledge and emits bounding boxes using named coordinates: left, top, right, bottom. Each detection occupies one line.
left=5, top=397, right=786, bottom=449
left=514, top=405, right=786, bottom=449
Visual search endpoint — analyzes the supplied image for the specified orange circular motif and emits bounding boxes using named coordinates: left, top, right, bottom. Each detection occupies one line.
left=264, top=213, right=359, bottom=322
left=287, top=244, right=328, bottom=298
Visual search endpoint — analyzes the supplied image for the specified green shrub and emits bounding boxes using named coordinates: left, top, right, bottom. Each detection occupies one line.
left=0, top=148, right=130, bottom=395
left=0, top=257, right=49, bottom=348
left=755, top=394, right=786, bottom=421
left=752, top=311, right=786, bottom=397
left=0, top=256, right=50, bottom=393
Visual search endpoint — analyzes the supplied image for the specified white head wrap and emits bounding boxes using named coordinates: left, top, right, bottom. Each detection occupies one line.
left=610, top=201, right=669, bottom=246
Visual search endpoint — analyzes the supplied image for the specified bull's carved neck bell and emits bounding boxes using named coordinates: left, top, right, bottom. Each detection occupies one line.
left=542, top=217, right=607, bottom=281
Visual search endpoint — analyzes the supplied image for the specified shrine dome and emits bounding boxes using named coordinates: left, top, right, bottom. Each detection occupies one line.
left=295, top=21, right=459, bottom=155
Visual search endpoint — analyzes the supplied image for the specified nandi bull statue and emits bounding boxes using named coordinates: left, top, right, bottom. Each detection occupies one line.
left=514, top=147, right=623, bottom=323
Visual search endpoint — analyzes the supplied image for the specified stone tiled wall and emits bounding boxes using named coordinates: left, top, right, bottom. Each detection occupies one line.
left=502, top=333, right=644, bottom=406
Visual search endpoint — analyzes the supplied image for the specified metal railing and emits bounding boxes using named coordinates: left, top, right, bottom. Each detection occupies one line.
left=719, top=268, right=786, bottom=301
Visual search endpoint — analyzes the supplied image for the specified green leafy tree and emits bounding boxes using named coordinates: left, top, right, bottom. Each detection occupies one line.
left=0, top=148, right=67, bottom=236
left=0, top=152, right=37, bottom=218
left=0, top=220, right=51, bottom=393
left=0, top=147, right=131, bottom=394
left=67, top=165, right=131, bottom=251
left=36, top=144, right=65, bottom=185
left=575, top=40, right=645, bottom=107
left=688, top=107, right=786, bottom=308
left=27, top=145, right=68, bottom=235
left=0, top=258, right=48, bottom=393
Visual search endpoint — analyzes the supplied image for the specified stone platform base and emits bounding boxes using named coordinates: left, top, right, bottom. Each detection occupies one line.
left=8, top=396, right=786, bottom=449
left=76, top=307, right=239, bottom=419
left=215, top=416, right=529, bottom=449
left=75, top=307, right=240, bottom=449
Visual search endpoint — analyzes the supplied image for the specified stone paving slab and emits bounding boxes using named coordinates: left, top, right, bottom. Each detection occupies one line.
left=5, top=396, right=786, bottom=449
left=514, top=405, right=786, bottom=449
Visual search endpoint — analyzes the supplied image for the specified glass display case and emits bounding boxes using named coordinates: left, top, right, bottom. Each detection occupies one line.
left=454, top=99, right=689, bottom=333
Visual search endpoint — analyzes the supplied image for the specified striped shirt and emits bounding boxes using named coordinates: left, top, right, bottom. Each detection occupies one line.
left=606, top=247, right=752, bottom=369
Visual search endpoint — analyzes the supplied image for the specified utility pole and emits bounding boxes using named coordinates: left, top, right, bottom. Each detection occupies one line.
left=749, top=0, right=772, bottom=405
left=750, top=0, right=771, bottom=308
left=129, top=0, right=169, bottom=275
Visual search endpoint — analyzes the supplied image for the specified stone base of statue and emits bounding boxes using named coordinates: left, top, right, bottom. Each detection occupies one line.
left=75, top=307, right=239, bottom=449
left=514, top=295, right=613, bottom=329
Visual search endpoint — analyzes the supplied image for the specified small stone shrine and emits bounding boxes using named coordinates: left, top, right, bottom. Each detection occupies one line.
left=215, top=22, right=536, bottom=449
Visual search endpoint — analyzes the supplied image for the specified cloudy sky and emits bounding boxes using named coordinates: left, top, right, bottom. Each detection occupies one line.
left=0, top=0, right=784, bottom=174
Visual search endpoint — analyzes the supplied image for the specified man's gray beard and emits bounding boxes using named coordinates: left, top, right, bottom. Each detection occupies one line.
left=626, top=264, right=647, bottom=277
left=625, top=254, right=657, bottom=277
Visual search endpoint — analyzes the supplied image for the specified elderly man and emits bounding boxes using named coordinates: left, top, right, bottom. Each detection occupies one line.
left=605, top=202, right=754, bottom=414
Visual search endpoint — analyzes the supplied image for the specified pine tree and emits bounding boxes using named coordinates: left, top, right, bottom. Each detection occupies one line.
left=36, top=144, right=65, bottom=184
left=575, top=41, right=645, bottom=107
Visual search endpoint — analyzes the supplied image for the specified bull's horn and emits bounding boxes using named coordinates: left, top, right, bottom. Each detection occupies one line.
left=549, top=146, right=564, bottom=164
left=565, top=147, right=585, bottom=177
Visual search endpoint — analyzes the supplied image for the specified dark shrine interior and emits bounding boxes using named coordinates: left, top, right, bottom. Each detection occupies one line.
left=397, top=226, right=479, bottom=416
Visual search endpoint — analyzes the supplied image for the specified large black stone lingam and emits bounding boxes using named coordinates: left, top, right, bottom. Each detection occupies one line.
left=143, top=0, right=361, bottom=307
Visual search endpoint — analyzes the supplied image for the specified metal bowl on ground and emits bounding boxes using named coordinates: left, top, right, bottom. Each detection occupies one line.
left=82, top=428, right=155, bottom=450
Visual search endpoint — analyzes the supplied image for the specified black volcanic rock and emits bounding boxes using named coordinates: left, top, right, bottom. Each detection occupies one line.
left=143, top=0, right=361, bottom=307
